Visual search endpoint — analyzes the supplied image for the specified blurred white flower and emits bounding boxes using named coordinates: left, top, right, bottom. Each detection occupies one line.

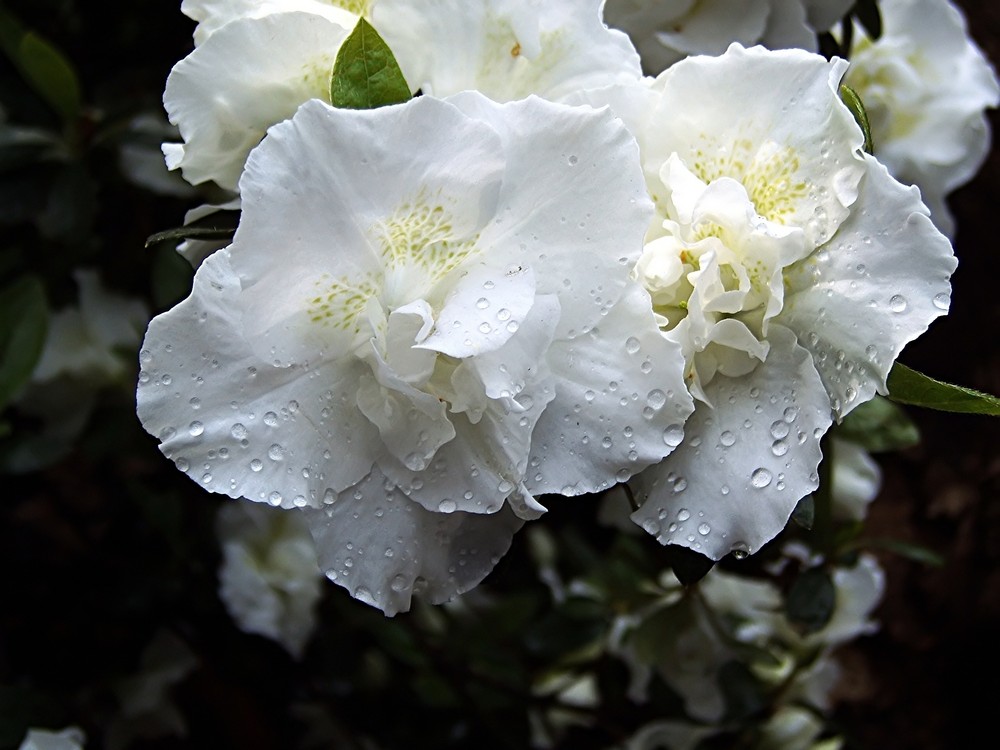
left=829, top=436, right=881, bottom=522
left=106, top=631, right=198, bottom=750
left=18, top=728, right=85, bottom=750
left=217, top=499, right=324, bottom=657
left=604, top=0, right=853, bottom=73
left=139, top=93, right=691, bottom=614
left=594, top=45, right=956, bottom=560
left=844, top=0, right=1000, bottom=235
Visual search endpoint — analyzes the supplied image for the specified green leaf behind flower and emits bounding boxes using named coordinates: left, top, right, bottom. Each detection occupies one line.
left=887, top=362, right=1000, bottom=416
left=0, top=274, right=48, bottom=411
left=330, top=18, right=411, bottom=110
left=0, top=8, right=82, bottom=122
left=836, top=395, right=920, bottom=452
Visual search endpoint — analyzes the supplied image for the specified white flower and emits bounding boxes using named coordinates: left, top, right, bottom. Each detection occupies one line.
left=33, top=270, right=148, bottom=385
left=163, top=0, right=640, bottom=191
left=829, top=436, right=881, bottom=522
left=181, top=0, right=362, bottom=45
left=162, top=11, right=353, bottom=191
left=612, top=45, right=956, bottom=560
left=18, top=728, right=85, bottom=750
left=372, top=0, right=641, bottom=102
left=843, top=0, right=1000, bottom=235
left=217, top=499, right=323, bottom=656
left=138, top=93, right=691, bottom=614
left=106, top=631, right=198, bottom=750
left=604, top=0, right=853, bottom=73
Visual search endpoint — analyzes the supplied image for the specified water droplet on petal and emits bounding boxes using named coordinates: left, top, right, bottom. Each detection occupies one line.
left=268, top=443, right=285, bottom=461
left=231, top=423, right=248, bottom=440
left=438, top=499, right=457, bottom=513
left=698, top=522, right=711, bottom=536
left=263, top=411, right=279, bottom=427
left=625, top=337, right=641, bottom=354
left=662, top=425, right=684, bottom=447
left=188, top=421, right=204, bottom=437
left=720, top=430, right=736, bottom=447
left=932, top=293, right=949, bottom=310
left=751, top=468, right=773, bottom=488
left=888, top=294, right=907, bottom=313
left=677, top=508, right=691, bottom=521
left=391, top=574, right=407, bottom=592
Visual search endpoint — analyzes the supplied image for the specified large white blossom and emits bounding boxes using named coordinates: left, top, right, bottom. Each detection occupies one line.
left=217, top=500, right=324, bottom=656
left=591, top=45, right=957, bottom=560
left=604, top=0, right=853, bottom=73
left=843, top=0, right=999, bottom=235
left=181, top=0, right=361, bottom=45
left=138, top=93, right=691, bottom=614
left=162, top=0, right=641, bottom=191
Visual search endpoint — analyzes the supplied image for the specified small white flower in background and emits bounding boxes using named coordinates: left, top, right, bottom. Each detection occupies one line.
left=603, top=0, right=853, bottom=73
left=829, top=436, right=881, bottom=522
left=4, top=271, right=148, bottom=472
left=162, top=0, right=640, bottom=192
left=217, top=499, right=324, bottom=657
left=106, top=631, right=197, bottom=750
left=593, top=44, right=957, bottom=560
left=33, top=270, right=148, bottom=386
left=18, top=728, right=85, bottom=750
left=614, top=554, right=884, bottom=726
left=118, top=113, right=197, bottom=199
left=138, top=93, right=691, bottom=614
left=844, top=0, right=1000, bottom=235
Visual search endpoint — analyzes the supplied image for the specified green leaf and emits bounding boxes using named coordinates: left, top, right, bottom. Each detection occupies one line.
left=0, top=274, right=48, bottom=410
left=785, top=567, right=836, bottom=633
left=861, top=537, right=945, bottom=567
left=791, top=494, right=815, bottom=530
left=0, top=9, right=81, bottom=122
left=839, top=84, right=873, bottom=154
left=836, top=395, right=920, bottom=452
left=330, top=18, right=411, bottom=110
left=887, top=362, right=1000, bottom=416
left=145, top=225, right=236, bottom=248
left=851, top=0, right=883, bottom=40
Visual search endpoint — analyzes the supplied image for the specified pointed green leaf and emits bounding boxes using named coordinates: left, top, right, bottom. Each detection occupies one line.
left=0, top=9, right=81, bottom=122
left=840, top=84, right=873, bottom=154
left=852, top=0, right=883, bottom=40
left=887, top=362, right=1000, bottom=416
left=0, top=274, right=48, bottom=410
left=330, top=18, right=411, bottom=110
left=836, top=395, right=920, bottom=452
left=785, top=567, right=836, bottom=633
left=861, top=537, right=944, bottom=567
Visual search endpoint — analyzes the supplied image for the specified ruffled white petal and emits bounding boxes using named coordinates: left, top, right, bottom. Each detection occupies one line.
left=629, top=325, right=832, bottom=559
left=780, top=156, right=957, bottom=418
left=374, top=0, right=642, bottom=102
left=303, top=466, right=523, bottom=616
left=163, top=12, right=350, bottom=191
left=182, top=0, right=360, bottom=45
left=527, top=283, right=693, bottom=496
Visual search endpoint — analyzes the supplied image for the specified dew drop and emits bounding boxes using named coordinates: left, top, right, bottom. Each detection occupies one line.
left=438, top=499, right=457, bottom=513
left=750, top=468, right=772, bottom=488
left=176, top=458, right=189, bottom=472
left=188, top=421, right=204, bottom=437
left=770, top=420, right=790, bottom=439
left=662, top=424, right=684, bottom=447
left=625, top=336, right=641, bottom=354
left=391, top=574, right=407, bottom=592
left=932, top=293, right=949, bottom=311
left=677, top=508, right=691, bottom=521
left=771, top=439, right=788, bottom=456
left=404, top=452, right=426, bottom=471
left=478, top=322, right=492, bottom=334
left=697, top=522, right=711, bottom=536
left=267, top=443, right=285, bottom=461
left=642, top=520, right=661, bottom=535
left=719, top=430, right=736, bottom=447
left=250, top=459, right=263, bottom=472
left=496, top=308, right=511, bottom=321
left=230, top=423, right=248, bottom=440
left=263, top=411, right=279, bottom=427
left=646, top=389, right=667, bottom=410
left=476, top=297, right=490, bottom=309
left=888, top=294, right=907, bottom=313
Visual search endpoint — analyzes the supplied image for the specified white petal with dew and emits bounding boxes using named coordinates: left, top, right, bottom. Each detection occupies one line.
left=780, top=156, right=956, bottom=419
left=303, top=467, right=524, bottom=616
left=630, top=325, right=832, bottom=560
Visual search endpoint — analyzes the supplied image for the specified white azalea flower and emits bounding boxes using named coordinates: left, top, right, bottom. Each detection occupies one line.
left=217, top=500, right=324, bottom=657
left=614, top=45, right=956, bottom=560
left=181, top=0, right=362, bottom=45
left=162, top=11, right=352, bottom=191
left=843, top=0, right=1000, bottom=235
left=372, top=0, right=641, bottom=102
left=829, top=436, right=881, bottom=522
left=138, top=93, right=691, bottom=614
left=604, top=0, right=853, bottom=73
left=163, top=1, right=641, bottom=191
left=18, top=728, right=85, bottom=750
